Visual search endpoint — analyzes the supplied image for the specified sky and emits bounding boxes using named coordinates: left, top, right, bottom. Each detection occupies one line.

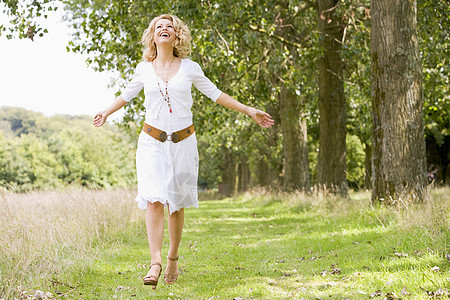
left=0, top=8, right=124, bottom=120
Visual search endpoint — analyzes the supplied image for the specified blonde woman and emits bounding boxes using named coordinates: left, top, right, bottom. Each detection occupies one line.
left=93, top=14, right=274, bottom=289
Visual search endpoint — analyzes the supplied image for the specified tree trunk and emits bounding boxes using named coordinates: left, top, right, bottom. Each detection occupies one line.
left=316, top=0, right=347, bottom=194
left=279, top=86, right=310, bottom=191
left=364, top=143, right=372, bottom=190
left=218, top=151, right=237, bottom=196
left=238, top=153, right=250, bottom=192
left=371, top=0, right=427, bottom=203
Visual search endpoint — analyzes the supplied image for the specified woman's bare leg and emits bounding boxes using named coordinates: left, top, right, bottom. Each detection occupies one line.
left=145, top=201, right=164, bottom=278
left=165, top=208, right=184, bottom=280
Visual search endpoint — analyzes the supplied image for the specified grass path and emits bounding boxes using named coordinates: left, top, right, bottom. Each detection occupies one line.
left=52, top=191, right=448, bottom=299
left=2, top=190, right=449, bottom=299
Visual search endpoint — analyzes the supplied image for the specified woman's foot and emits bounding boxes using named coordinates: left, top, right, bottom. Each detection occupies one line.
left=143, top=262, right=162, bottom=289
left=164, top=256, right=179, bottom=284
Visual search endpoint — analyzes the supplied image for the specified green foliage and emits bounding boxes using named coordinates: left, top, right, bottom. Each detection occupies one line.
left=346, top=134, right=365, bottom=188
left=0, top=107, right=136, bottom=191
left=59, top=0, right=379, bottom=190
left=5, top=0, right=442, bottom=189
left=0, top=0, right=57, bottom=40
left=418, top=0, right=449, bottom=146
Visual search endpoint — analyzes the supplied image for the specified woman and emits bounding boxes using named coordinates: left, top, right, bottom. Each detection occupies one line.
left=93, top=14, right=274, bottom=289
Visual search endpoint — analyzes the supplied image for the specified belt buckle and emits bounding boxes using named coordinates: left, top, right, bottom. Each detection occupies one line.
left=159, top=132, right=167, bottom=142
left=162, top=133, right=180, bottom=143
left=171, top=133, right=180, bottom=143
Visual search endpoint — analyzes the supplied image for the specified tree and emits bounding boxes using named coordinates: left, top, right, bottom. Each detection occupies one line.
left=280, top=85, right=310, bottom=191
left=0, top=0, right=57, bottom=40
left=316, top=0, right=348, bottom=195
left=371, top=0, right=427, bottom=203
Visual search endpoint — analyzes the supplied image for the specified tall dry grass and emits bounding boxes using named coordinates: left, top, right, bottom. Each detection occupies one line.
left=239, top=186, right=449, bottom=233
left=0, top=189, right=141, bottom=298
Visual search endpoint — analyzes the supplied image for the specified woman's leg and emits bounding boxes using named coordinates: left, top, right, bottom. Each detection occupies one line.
left=165, top=208, right=184, bottom=279
left=145, top=201, right=165, bottom=278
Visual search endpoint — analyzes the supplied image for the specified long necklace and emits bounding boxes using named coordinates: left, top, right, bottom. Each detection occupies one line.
left=155, top=58, right=175, bottom=114
left=157, top=79, right=172, bottom=113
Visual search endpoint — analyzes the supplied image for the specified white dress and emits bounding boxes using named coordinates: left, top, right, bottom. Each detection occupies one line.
left=120, top=58, right=222, bottom=214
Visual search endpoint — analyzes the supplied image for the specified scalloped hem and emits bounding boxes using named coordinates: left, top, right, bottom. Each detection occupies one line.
left=135, top=195, right=199, bottom=215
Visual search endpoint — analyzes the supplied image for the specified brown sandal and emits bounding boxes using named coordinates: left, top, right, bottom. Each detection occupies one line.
left=164, top=256, right=179, bottom=284
left=143, top=262, right=162, bottom=289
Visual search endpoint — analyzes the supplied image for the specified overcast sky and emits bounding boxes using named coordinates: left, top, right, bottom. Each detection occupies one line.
left=0, top=8, right=124, bottom=120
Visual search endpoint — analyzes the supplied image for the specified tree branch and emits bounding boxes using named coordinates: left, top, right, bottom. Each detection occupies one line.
left=249, top=25, right=304, bottom=49
left=292, top=1, right=317, bottom=19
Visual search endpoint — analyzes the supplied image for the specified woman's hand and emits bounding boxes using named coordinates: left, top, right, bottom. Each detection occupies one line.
left=247, top=107, right=275, bottom=128
left=215, top=93, right=275, bottom=128
left=93, top=96, right=127, bottom=128
left=93, top=111, right=108, bottom=127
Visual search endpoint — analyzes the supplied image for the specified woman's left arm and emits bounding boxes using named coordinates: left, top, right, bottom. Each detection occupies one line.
left=215, top=92, right=275, bottom=128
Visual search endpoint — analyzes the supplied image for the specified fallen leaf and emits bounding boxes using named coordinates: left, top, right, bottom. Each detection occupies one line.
left=446, top=253, right=450, bottom=262
left=281, top=273, right=292, bottom=277
left=401, top=286, right=411, bottom=296
left=435, top=289, right=447, bottom=296
left=385, top=291, right=399, bottom=299
left=331, top=267, right=341, bottom=274
left=431, top=266, right=440, bottom=272
left=370, top=290, right=382, bottom=297
left=356, top=291, right=366, bottom=295
left=394, top=252, right=408, bottom=258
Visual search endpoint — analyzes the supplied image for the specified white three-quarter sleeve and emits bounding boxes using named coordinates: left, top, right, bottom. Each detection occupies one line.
left=120, top=62, right=145, bottom=102
left=191, top=61, right=222, bottom=102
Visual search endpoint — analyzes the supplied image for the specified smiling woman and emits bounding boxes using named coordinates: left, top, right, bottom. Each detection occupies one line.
left=92, top=13, right=274, bottom=290
left=142, top=14, right=192, bottom=63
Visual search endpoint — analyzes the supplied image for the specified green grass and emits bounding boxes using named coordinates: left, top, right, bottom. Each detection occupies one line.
left=1, top=188, right=449, bottom=299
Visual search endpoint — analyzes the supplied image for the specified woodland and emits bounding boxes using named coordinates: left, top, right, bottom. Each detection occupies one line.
left=1, top=0, right=449, bottom=202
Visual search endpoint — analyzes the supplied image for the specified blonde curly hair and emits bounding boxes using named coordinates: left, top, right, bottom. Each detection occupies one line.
left=141, top=14, right=192, bottom=62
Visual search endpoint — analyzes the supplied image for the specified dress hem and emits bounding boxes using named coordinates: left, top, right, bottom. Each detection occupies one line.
left=135, top=195, right=199, bottom=215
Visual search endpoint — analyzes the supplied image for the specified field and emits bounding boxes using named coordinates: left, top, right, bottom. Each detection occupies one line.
left=0, top=188, right=449, bottom=299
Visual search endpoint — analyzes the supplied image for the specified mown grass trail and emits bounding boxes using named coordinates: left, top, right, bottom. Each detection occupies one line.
left=1, top=189, right=449, bottom=299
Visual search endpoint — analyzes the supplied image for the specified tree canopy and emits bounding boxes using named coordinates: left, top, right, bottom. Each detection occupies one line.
left=1, top=0, right=448, bottom=192
left=0, top=107, right=136, bottom=191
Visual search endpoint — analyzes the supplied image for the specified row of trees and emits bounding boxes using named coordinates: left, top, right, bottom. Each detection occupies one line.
left=1, top=1, right=448, bottom=202
left=0, top=107, right=136, bottom=191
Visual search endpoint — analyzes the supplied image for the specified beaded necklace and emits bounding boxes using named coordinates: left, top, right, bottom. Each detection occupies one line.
left=157, top=79, right=172, bottom=113
left=154, top=57, right=175, bottom=114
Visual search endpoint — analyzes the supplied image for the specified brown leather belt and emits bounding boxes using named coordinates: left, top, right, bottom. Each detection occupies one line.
left=142, top=123, right=195, bottom=143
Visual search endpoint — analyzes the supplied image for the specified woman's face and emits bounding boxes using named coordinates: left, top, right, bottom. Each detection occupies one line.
left=154, top=18, right=176, bottom=46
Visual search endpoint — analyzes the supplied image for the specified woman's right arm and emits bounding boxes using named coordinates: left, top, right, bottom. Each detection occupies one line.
left=94, top=62, right=145, bottom=127
left=93, top=96, right=128, bottom=127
